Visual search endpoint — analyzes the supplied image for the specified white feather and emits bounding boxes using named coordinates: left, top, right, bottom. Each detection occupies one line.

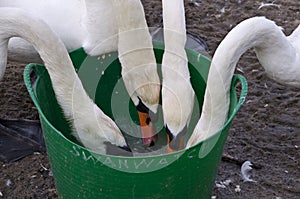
left=241, top=161, right=256, bottom=182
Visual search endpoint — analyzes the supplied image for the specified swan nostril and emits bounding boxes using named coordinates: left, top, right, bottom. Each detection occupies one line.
left=119, top=145, right=132, bottom=152
left=149, top=140, right=155, bottom=147
left=136, top=97, right=149, bottom=113
left=146, top=117, right=151, bottom=125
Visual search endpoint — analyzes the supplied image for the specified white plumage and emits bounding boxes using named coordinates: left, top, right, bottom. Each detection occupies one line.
left=187, top=17, right=300, bottom=148
left=0, top=0, right=160, bottom=147
left=0, top=7, right=128, bottom=154
left=161, top=0, right=195, bottom=152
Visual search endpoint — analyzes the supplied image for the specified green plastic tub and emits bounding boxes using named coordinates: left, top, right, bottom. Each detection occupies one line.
left=24, top=42, right=247, bottom=199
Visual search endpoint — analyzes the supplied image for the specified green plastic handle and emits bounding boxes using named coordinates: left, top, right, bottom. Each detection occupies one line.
left=23, top=63, right=44, bottom=114
left=229, top=74, right=248, bottom=122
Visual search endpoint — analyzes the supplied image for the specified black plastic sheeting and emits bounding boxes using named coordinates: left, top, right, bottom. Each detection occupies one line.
left=0, top=118, right=46, bottom=163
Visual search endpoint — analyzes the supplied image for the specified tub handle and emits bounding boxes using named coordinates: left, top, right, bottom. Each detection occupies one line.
left=229, top=74, right=248, bottom=121
left=23, top=63, right=45, bottom=113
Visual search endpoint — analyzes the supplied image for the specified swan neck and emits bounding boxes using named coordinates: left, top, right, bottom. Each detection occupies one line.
left=214, top=17, right=299, bottom=87
left=112, top=0, right=160, bottom=112
left=188, top=17, right=300, bottom=147
left=0, top=9, right=87, bottom=118
left=162, top=0, right=186, bottom=53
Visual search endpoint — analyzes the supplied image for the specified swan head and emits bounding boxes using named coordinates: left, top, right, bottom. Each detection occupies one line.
left=161, top=57, right=195, bottom=153
left=122, top=64, right=161, bottom=147
left=162, top=82, right=194, bottom=153
left=73, top=103, right=131, bottom=155
left=93, top=104, right=131, bottom=154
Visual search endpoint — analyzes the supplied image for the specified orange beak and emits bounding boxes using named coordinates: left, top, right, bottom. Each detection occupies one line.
left=166, top=132, right=185, bottom=153
left=138, top=111, right=157, bottom=146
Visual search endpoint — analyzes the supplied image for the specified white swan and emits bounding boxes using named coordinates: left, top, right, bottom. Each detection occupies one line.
left=0, top=0, right=86, bottom=63
left=111, top=0, right=160, bottom=146
left=187, top=17, right=300, bottom=148
left=0, top=7, right=130, bottom=154
left=161, top=0, right=195, bottom=153
left=0, top=0, right=160, bottom=147
left=0, top=0, right=120, bottom=62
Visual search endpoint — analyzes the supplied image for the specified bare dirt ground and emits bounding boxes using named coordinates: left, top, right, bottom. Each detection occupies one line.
left=0, top=0, right=299, bottom=198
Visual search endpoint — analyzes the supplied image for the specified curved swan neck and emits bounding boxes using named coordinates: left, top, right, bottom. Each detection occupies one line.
left=214, top=17, right=300, bottom=88
left=209, top=16, right=300, bottom=120
left=0, top=9, right=72, bottom=68
left=187, top=16, right=300, bottom=147
left=0, top=8, right=88, bottom=118
left=0, top=7, right=128, bottom=153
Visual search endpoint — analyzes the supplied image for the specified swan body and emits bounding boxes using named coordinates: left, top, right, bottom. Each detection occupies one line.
left=0, top=7, right=129, bottom=154
left=0, top=0, right=86, bottom=62
left=0, top=0, right=120, bottom=62
left=187, top=17, right=300, bottom=147
left=161, top=0, right=195, bottom=152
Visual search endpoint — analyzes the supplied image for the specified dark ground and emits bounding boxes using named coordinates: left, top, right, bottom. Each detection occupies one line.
left=0, top=0, right=300, bottom=198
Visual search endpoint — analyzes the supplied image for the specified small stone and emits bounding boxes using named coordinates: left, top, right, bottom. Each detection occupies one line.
left=235, top=185, right=241, bottom=193
left=6, top=179, right=11, bottom=187
left=223, top=179, right=232, bottom=186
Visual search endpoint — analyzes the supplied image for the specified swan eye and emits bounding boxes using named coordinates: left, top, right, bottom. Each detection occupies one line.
left=136, top=97, right=149, bottom=113
left=166, top=126, right=174, bottom=141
